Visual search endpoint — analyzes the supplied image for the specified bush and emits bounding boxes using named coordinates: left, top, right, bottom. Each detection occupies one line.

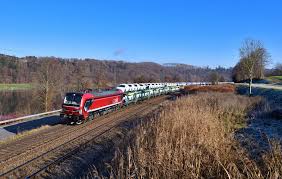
left=184, top=84, right=235, bottom=93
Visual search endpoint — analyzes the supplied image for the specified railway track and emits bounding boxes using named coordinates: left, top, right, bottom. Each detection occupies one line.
left=0, top=100, right=143, bottom=163
left=0, top=96, right=166, bottom=178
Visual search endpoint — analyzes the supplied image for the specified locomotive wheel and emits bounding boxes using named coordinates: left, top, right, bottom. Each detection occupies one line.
left=88, top=114, right=94, bottom=121
left=75, top=117, right=83, bottom=125
left=134, top=98, right=138, bottom=104
left=92, top=113, right=98, bottom=119
left=104, top=110, right=109, bottom=115
left=75, top=120, right=83, bottom=125
left=100, top=110, right=107, bottom=116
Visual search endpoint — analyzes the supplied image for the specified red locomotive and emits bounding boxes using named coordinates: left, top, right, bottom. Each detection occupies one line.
left=60, top=89, right=123, bottom=124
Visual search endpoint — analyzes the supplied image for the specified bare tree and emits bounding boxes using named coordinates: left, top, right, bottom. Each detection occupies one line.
left=238, top=39, right=269, bottom=95
left=219, top=75, right=225, bottom=82
left=209, top=71, right=219, bottom=85
left=34, top=59, right=61, bottom=111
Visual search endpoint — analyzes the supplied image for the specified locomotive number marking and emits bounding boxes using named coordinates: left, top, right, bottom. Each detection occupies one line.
left=112, top=98, right=118, bottom=103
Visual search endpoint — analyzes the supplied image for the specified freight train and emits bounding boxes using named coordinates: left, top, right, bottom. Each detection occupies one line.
left=60, top=82, right=210, bottom=124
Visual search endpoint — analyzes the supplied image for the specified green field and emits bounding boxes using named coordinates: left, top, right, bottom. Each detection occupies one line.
left=0, top=83, right=33, bottom=91
left=267, top=76, right=282, bottom=83
left=270, top=76, right=282, bottom=80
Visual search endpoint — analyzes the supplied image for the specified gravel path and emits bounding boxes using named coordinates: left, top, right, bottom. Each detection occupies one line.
left=236, top=83, right=282, bottom=90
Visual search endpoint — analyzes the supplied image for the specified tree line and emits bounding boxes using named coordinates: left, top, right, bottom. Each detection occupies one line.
left=0, top=54, right=232, bottom=87
left=267, top=63, right=282, bottom=76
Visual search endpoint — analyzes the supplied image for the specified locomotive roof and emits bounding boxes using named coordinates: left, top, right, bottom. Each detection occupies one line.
left=66, top=92, right=83, bottom=95
left=90, top=88, right=121, bottom=97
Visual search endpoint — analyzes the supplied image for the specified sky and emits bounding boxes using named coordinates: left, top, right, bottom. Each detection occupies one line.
left=0, top=0, right=281, bottom=68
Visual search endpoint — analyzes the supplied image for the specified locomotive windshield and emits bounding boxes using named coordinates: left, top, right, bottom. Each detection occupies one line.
left=64, top=93, right=82, bottom=106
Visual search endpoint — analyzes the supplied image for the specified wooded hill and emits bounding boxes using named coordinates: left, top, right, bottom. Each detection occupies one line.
left=0, top=54, right=232, bottom=89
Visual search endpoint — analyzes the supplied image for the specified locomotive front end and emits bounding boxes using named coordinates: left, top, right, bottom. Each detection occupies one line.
left=60, top=92, right=84, bottom=124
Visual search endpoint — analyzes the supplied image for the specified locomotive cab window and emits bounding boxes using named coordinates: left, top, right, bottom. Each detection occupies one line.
left=64, top=93, right=82, bottom=107
left=84, top=99, right=93, bottom=111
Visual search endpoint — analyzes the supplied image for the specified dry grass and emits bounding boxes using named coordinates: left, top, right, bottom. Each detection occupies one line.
left=262, top=141, right=282, bottom=178
left=184, top=84, right=236, bottom=93
left=88, top=93, right=282, bottom=179
left=0, top=125, right=50, bottom=145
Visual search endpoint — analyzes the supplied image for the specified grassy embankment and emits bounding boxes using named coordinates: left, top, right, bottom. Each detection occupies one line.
left=0, top=83, right=33, bottom=91
left=89, top=84, right=282, bottom=178
left=0, top=125, right=50, bottom=145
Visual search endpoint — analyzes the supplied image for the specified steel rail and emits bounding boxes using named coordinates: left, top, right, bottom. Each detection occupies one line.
left=0, top=101, right=138, bottom=162
left=0, top=98, right=163, bottom=178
